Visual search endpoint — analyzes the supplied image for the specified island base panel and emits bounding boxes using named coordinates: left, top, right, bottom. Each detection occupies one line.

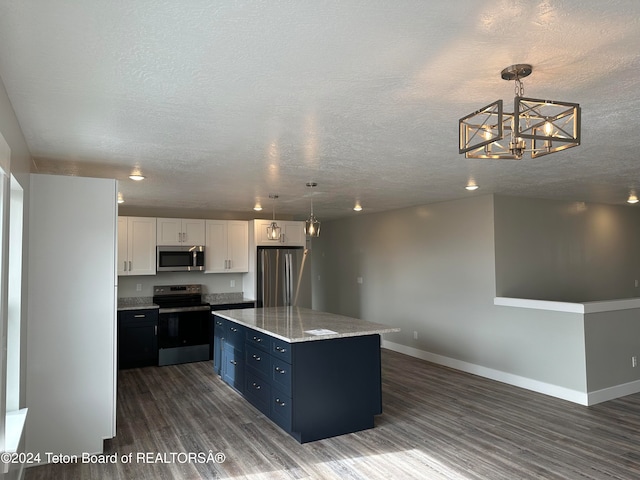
left=291, top=334, right=382, bottom=443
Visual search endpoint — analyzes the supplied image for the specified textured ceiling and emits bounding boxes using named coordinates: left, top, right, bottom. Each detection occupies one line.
left=0, top=0, right=639, bottom=220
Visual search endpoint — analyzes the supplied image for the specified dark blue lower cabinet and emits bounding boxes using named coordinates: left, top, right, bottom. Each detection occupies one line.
left=212, top=314, right=382, bottom=443
left=221, top=342, right=244, bottom=394
left=212, top=316, right=224, bottom=375
left=270, top=389, right=293, bottom=432
left=245, top=371, right=270, bottom=415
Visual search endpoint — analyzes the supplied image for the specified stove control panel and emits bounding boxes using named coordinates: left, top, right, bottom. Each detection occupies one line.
left=153, top=284, right=202, bottom=296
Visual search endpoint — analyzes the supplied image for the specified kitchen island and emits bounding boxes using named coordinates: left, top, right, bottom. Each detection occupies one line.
left=212, top=307, right=400, bottom=443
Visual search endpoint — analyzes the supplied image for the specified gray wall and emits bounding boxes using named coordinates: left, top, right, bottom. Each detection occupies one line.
left=584, top=308, right=640, bottom=392
left=311, top=195, right=588, bottom=393
left=494, top=195, right=640, bottom=302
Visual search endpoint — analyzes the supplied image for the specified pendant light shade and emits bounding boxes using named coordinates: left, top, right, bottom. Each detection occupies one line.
left=305, top=213, right=320, bottom=237
left=304, top=182, right=321, bottom=237
left=266, top=194, right=281, bottom=241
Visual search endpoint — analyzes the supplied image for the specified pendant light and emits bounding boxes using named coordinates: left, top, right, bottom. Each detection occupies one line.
left=304, top=182, right=321, bottom=237
left=266, top=194, right=281, bottom=241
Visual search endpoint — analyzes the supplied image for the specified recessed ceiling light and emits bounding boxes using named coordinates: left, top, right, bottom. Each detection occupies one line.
left=465, top=184, right=479, bottom=191
left=117, top=193, right=124, bottom=204
left=253, top=203, right=263, bottom=211
left=129, top=174, right=145, bottom=181
left=628, top=194, right=639, bottom=204
left=353, top=202, right=363, bottom=212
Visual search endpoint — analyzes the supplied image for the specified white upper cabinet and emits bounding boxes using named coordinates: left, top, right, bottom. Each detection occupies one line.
left=253, top=220, right=306, bottom=247
left=156, top=218, right=205, bottom=245
left=205, top=220, right=249, bottom=273
left=118, top=216, right=157, bottom=276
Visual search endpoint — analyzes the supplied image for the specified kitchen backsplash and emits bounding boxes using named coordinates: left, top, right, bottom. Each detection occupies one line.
left=117, top=271, right=244, bottom=298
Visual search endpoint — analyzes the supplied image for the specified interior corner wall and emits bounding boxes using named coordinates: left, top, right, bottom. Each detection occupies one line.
left=494, top=195, right=640, bottom=302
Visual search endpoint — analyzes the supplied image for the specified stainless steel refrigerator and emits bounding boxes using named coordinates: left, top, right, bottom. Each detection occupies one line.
left=256, top=246, right=311, bottom=308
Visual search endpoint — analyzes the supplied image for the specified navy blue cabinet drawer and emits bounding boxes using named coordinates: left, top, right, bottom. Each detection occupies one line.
left=225, top=322, right=245, bottom=348
left=271, top=338, right=292, bottom=363
left=245, top=344, right=270, bottom=378
left=270, top=389, right=292, bottom=432
left=246, top=330, right=270, bottom=351
left=245, top=371, right=270, bottom=415
left=221, top=343, right=244, bottom=394
left=271, top=357, right=292, bottom=395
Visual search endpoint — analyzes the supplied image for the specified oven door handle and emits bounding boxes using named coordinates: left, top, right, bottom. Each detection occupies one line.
left=157, top=305, right=210, bottom=314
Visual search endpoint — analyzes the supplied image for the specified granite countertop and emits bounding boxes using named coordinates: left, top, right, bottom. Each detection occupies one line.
left=212, top=306, right=400, bottom=343
left=117, top=294, right=255, bottom=311
left=117, top=297, right=158, bottom=311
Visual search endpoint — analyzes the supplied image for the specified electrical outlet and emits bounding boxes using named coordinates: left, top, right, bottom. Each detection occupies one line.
left=633, top=356, right=638, bottom=368
left=230, top=280, right=235, bottom=288
left=136, top=283, right=142, bottom=292
left=357, top=276, right=363, bottom=284
left=635, top=279, right=639, bottom=288
left=413, top=331, right=418, bottom=340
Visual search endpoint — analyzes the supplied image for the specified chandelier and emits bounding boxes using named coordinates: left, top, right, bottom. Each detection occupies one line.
left=266, top=194, right=281, bottom=241
left=304, top=182, right=321, bottom=237
left=459, top=64, right=580, bottom=159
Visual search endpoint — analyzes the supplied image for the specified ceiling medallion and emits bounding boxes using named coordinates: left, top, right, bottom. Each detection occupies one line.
left=459, top=64, right=581, bottom=160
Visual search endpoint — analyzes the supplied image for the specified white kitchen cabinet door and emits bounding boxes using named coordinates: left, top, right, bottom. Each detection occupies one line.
left=205, top=220, right=227, bottom=272
left=117, top=217, right=129, bottom=276
left=227, top=220, right=249, bottom=272
left=119, top=216, right=156, bottom=275
left=254, top=220, right=306, bottom=247
left=282, top=221, right=305, bottom=246
left=205, top=220, right=249, bottom=273
left=156, top=218, right=182, bottom=245
left=157, top=217, right=205, bottom=245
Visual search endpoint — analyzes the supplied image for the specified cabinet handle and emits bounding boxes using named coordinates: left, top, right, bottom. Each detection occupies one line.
left=230, top=360, right=237, bottom=365
left=227, top=259, right=231, bottom=269
left=124, top=261, right=127, bottom=271
left=275, top=398, right=286, bottom=407
left=154, top=325, right=157, bottom=335
left=252, top=382, right=261, bottom=390
left=230, top=327, right=238, bottom=332
left=129, top=261, right=132, bottom=271
left=253, top=336, right=262, bottom=342
left=275, top=345, right=287, bottom=353
left=274, top=366, right=286, bottom=374
left=252, top=354, right=261, bottom=361
left=134, top=314, right=145, bottom=318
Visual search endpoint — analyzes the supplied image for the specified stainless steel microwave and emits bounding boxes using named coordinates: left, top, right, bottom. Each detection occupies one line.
left=156, top=245, right=205, bottom=272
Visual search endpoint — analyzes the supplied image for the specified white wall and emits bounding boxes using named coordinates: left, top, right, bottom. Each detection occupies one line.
left=27, top=174, right=116, bottom=461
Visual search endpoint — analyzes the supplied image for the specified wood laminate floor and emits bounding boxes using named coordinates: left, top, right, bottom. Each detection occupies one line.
left=25, top=349, right=640, bottom=479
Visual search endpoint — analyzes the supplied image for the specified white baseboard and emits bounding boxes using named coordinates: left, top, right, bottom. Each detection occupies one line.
left=381, top=340, right=590, bottom=406
left=587, top=380, right=640, bottom=405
